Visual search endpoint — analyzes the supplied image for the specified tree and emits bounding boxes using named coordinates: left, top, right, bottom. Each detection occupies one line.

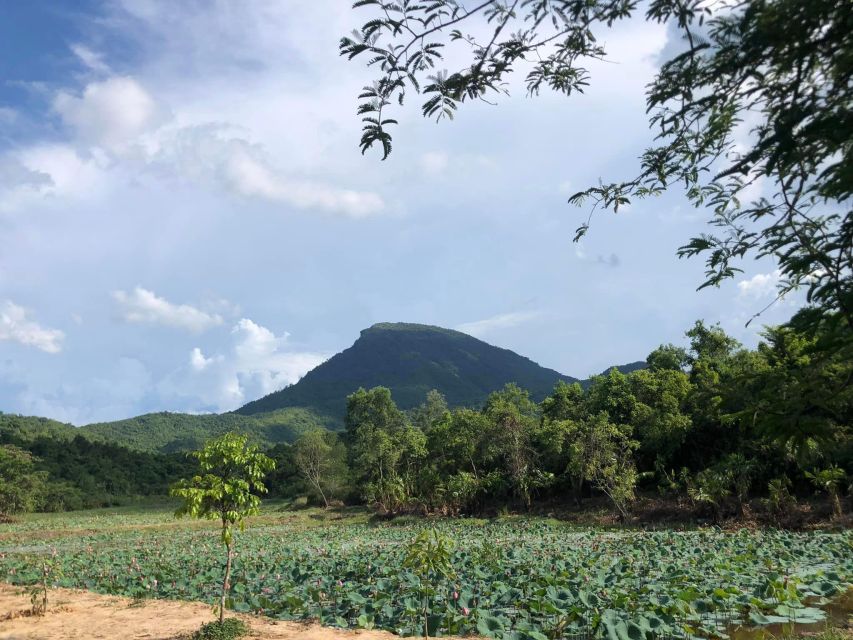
left=411, top=389, right=450, bottom=433
left=732, top=315, right=853, bottom=457
left=341, top=0, right=852, bottom=331
left=646, top=344, right=688, bottom=372
left=566, top=412, right=638, bottom=518
left=629, top=368, right=692, bottom=467
left=170, top=432, right=275, bottom=625
left=0, top=444, right=47, bottom=519
left=483, top=384, right=546, bottom=509
left=403, top=528, right=456, bottom=639
left=346, top=387, right=426, bottom=511
left=293, top=430, right=348, bottom=507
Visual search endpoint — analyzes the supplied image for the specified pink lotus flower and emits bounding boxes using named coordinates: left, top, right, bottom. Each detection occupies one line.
left=453, top=591, right=459, bottom=600
left=462, top=607, right=470, bottom=616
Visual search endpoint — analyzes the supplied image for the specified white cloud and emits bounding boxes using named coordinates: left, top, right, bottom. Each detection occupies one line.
left=54, top=76, right=162, bottom=152
left=223, top=141, right=385, bottom=217
left=457, top=311, right=542, bottom=338
left=70, top=43, right=111, bottom=74
left=166, top=318, right=328, bottom=411
left=113, top=287, right=224, bottom=332
left=33, top=69, right=387, bottom=217
left=0, top=301, right=65, bottom=353
left=737, top=270, right=782, bottom=299
left=0, top=157, right=53, bottom=199
left=189, top=346, right=220, bottom=371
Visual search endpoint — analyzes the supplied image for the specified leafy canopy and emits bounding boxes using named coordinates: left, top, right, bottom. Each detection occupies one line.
left=170, top=432, right=275, bottom=544
left=342, top=0, right=852, bottom=328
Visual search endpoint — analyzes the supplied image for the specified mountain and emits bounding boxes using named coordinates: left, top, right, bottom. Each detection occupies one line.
left=237, top=322, right=581, bottom=419
left=1, top=323, right=647, bottom=453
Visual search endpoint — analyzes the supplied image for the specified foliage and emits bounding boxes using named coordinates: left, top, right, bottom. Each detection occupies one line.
left=0, top=444, right=48, bottom=519
left=402, top=528, right=456, bottom=638
left=293, top=430, right=348, bottom=507
left=170, top=433, right=275, bottom=623
left=0, top=432, right=197, bottom=511
left=1, top=513, right=850, bottom=639
left=341, top=1, right=853, bottom=333
left=764, top=477, right=796, bottom=520
left=190, top=618, right=248, bottom=640
left=569, top=412, right=638, bottom=520
left=82, top=408, right=329, bottom=454
left=27, top=548, right=61, bottom=616
left=805, top=466, right=846, bottom=519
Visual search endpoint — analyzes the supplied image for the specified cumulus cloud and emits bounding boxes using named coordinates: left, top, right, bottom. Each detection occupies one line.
left=737, top=270, right=782, bottom=299
left=54, top=76, right=162, bottom=152
left=0, top=301, right=65, bottom=353
left=113, top=287, right=224, bottom=332
left=457, top=311, right=542, bottom=338
left=35, top=72, right=387, bottom=217
left=189, top=347, right=220, bottom=371
left=166, top=319, right=328, bottom=411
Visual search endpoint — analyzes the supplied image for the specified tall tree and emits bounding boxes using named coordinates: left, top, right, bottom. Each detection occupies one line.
left=346, top=387, right=426, bottom=511
left=483, top=383, right=545, bottom=509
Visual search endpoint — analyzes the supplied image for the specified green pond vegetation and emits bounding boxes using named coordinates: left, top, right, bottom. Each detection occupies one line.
left=1, top=503, right=850, bottom=640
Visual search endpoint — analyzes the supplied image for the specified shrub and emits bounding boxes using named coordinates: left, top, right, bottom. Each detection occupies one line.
left=191, top=618, right=248, bottom=640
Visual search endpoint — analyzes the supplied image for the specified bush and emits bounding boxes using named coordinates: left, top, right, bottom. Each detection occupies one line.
left=191, top=618, right=248, bottom=640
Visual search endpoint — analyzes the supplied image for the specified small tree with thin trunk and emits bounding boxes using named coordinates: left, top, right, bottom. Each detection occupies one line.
left=170, top=432, right=275, bottom=625
left=293, top=430, right=334, bottom=507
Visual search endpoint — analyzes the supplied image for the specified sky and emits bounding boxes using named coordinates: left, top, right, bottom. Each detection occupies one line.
left=0, top=1, right=799, bottom=425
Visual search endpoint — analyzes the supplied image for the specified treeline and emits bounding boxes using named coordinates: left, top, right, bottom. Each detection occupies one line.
left=279, top=315, right=852, bottom=521
left=0, top=433, right=197, bottom=514
left=2, top=313, right=850, bottom=522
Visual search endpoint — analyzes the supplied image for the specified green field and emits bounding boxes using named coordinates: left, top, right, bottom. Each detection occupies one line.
left=1, top=504, right=850, bottom=640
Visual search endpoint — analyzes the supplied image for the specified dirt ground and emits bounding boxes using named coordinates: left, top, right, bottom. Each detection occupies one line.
left=0, top=584, right=435, bottom=640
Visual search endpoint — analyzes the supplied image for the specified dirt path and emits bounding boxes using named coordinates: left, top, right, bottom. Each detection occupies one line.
left=0, top=584, right=443, bottom=640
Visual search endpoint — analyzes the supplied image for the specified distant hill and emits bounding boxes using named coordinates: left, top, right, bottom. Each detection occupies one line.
left=0, top=408, right=330, bottom=454
left=1, top=323, right=647, bottom=453
left=238, top=322, right=581, bottom=419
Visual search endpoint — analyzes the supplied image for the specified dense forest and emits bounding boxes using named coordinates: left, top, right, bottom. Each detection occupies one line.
left=2, top=314, right=850, bottom=522
left=272, top=315, right=852, bottom=523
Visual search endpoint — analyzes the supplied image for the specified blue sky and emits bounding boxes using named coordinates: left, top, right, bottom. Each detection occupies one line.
left=0, top=1, right=798, bottom=424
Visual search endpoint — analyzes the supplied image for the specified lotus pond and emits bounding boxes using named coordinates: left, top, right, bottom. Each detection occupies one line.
left=0, top=508, right=850, bottom=640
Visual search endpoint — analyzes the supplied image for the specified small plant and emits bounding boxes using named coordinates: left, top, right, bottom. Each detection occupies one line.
left=765, top=477, right=797, bottom=520
left=191, top=618, right=248, bottom=640
left=170, top=432, right=275, bottom=624
left=29, top=547, right=61, bottom=616
left=805, top=466, right=846, bottom=519
left=403, top=528, right=455, bottom=639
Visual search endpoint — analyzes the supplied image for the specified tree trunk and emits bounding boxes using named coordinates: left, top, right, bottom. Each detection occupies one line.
left=831, top=489, right=842, bottom=519
left=572, top=476, right=583, bottom=507
left=221, top=537, right=233, bottom=625
left=317, top=482, right=329, bottom=508
left=423, top=593, right=429, bottom=640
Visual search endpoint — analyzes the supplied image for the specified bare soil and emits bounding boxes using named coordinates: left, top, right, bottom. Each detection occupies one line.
left=0, top=584, right=441, bottom=640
